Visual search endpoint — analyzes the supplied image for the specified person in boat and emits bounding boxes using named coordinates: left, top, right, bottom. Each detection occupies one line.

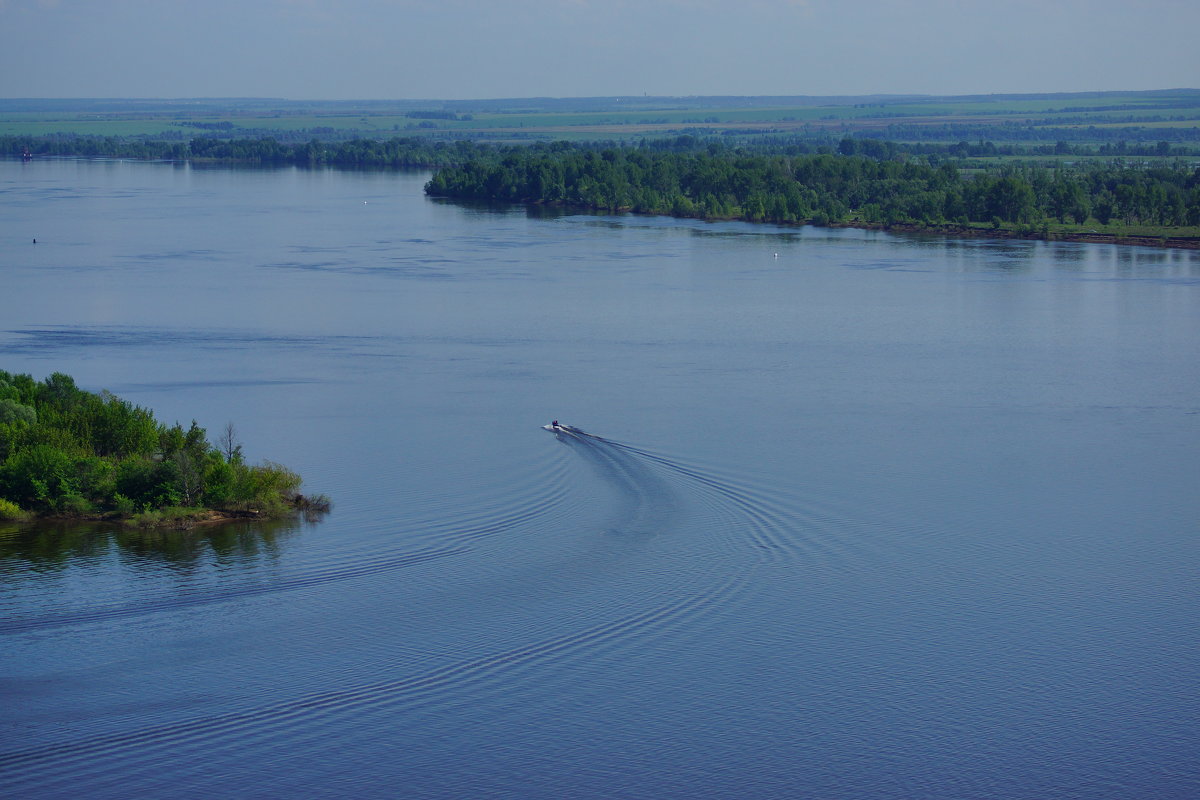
left=552, top=420, right=559, bottom=428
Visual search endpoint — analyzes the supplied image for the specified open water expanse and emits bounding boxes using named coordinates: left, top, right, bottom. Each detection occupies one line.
left=2, top=158, right=1199, bottom=798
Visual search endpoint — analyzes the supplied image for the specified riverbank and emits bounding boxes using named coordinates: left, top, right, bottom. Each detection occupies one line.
left=2, top=494, right=331, bottom=531
left=467, top=197, right=1200, bottom=250
left=840, top=220, right=1200, bottom=249
left=2, top=494, right=331, bottom=532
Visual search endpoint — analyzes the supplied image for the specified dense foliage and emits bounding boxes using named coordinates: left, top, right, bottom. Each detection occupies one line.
left=0, top=371, right=309, bottom=521
left=424, top=143, right=1200, bottom=230
left=7, top=131, right=1196, bottom=166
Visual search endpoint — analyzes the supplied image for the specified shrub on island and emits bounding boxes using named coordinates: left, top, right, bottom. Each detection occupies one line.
left=0, top=370, right=328, bottom=527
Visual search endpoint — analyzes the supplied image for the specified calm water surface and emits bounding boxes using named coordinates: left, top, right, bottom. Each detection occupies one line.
left=2, top=158, right=1198, bottom=798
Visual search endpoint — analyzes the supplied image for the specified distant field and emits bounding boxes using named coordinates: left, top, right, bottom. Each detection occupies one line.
left=2, top=90, right=1197, bottom=145
left=1081, top=119, right=1200, bottom=129
left=0, top=119, right=181, bottom=137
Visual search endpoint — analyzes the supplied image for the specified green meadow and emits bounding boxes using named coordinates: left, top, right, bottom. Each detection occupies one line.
left=3, top=90, right=1197, bottom=145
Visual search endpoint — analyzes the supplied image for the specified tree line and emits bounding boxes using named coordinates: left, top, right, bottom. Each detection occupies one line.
left=0, top=370, right=325, bottom=524
left=6, top=132, right=1196, bottom=167
left=424, top=143, right=1200, bottom=230
left=1, top=135, right=493, bottom=167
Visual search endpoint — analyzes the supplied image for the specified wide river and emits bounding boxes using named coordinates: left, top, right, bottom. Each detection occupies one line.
left=2, top=158, right=1198, bottom=799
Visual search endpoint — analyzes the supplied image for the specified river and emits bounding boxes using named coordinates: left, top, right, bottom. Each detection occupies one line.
left=2, top=158, right=1198, bottom=798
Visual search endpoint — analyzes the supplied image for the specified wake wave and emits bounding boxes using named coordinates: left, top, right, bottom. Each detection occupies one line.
left=563, top=427, right=898, bottom=572
left=0, top=425, right=869, bottom=791
left=0, top=462, right=574, bottom=634
left=0, top=545, right=465, bottom=634
left=0, top=571, right=749, bottom=785
left=546, top=425, right=678, bottom=538
left=550, top=425, right=804, bottom=561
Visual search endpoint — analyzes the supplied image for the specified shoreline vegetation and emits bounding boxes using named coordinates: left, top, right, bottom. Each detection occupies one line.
left=0, top=371, right=330, bottom=530
left=423, top=143, right=1200, bottom=249
left=8, top=134, right=1198, bottom=248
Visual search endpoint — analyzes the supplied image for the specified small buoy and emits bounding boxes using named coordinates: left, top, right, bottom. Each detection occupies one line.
left=773, top=252, right=778, bottom=258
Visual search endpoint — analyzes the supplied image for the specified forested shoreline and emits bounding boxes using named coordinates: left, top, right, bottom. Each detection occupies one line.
left=424, top=144, right=1200, bottom=245
left=4, top=132, right=1197, bottom=165
left=7, top=133, right=1200, bottom=245
left=0, top=371, right=328, bottom=528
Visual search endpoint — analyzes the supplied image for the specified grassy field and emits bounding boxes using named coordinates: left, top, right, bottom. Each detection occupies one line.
left=2, top=90, right=1198, bottom=145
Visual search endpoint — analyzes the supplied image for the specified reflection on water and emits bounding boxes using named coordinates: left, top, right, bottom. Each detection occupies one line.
left=0, top=518, right=299, bottom=570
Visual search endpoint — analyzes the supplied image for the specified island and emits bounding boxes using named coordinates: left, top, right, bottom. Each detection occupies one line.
left=0, top=370, right=329, bottom=528
left=424, top=142, right=1200, bottom=248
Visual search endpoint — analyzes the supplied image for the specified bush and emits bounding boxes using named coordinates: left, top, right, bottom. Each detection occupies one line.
left=111, top=492, right=137, bottom=516
left=115, top=458, right=181, bottom=509
left=230, top=461, right=301, bottom=514
left=0, top=497, right=26, bottom=520
left=74, top=456, right=116, bottom=504
left=0, top=444, right=76, bottom=511
left=59, top=493, right=96, bottom=516
left=201, top=456, right=235, bottom=508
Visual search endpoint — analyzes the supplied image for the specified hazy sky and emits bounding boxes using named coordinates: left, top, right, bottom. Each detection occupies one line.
left=1, top=0, right=1197, bottom=99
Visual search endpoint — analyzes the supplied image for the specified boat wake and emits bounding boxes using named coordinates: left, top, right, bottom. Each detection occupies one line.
left=0, top=423, right=880, bottom=795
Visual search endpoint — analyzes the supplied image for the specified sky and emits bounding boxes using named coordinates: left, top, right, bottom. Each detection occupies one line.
left=1, top=0, right=1197, bottom=100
